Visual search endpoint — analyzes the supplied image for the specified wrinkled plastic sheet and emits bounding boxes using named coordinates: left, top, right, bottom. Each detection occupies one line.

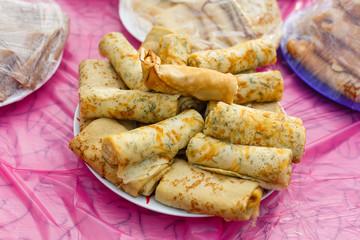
left=1, top=0, right=360, bottom=239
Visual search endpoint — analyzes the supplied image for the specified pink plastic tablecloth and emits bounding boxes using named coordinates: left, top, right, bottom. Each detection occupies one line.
left=1, top=0, right=360, bottom=239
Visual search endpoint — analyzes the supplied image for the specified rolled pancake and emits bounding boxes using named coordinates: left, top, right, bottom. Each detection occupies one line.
left=140, top=48, right=238, bottom=104
left=234, top=70, right=283, bottom=104
left=155, top=159, right=262, bottom=221
left=138, top=166, right=171, bottom=196
left=117, top=156, right=173, bottom=197
left=68, top=118, right=167, bottom=197
left=98, top=32, right=149, bottom=91
left=203, top=102, right=306, bottom=163
left=158, top=33, right=191, bottom=66
left=78, top=87, right=179, bottom=123
left=78, top=59, right=128, bottom=90
left=287, top=39, right=360, bottom=102
left=140, top=26, right=175, bottom=55
left=187, top=38, right=277, bottom=74
left=102, top=108, right=204, bottom=170
left=186, top=133, right=292, bottom=190
left=206, top=101, right=302, bottom=125
left=68, top=118, right=128, bottom=186
left=78, top=59, right=130, bottom=131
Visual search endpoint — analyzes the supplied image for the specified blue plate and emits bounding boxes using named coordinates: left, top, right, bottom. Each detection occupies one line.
left=280, top=7, right=360, bottom=111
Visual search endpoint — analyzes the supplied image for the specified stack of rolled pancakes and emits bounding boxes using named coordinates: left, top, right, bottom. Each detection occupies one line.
left=69, top=26, right=306, bottom=222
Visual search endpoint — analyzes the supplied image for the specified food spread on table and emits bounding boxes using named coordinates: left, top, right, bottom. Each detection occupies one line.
left=68, top=24, right=307, bottom=222
left=0, top=0, right=69, bottom=103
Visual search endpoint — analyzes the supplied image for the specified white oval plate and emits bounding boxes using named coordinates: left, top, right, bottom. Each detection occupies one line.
left=73, top=104, right=274, bottom=217
left=0, top=52, right=63, bottom=107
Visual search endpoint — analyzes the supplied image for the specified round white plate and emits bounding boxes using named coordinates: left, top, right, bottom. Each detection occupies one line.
left=73, top=104, right=274, bottom=217
left=119, top=0, right=147, bottom=42
left=0, top=52, right=63, bottom=107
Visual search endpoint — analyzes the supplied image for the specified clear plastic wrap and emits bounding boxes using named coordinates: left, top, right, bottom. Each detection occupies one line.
left=119, top=0, right=282, bottom=51
left=281, top=0, right=360, bottom=111
left=0, top=0, right=69, bottom=104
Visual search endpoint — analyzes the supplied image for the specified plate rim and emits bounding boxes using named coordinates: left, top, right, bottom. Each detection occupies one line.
left=73, top=104, right=274, bottom=217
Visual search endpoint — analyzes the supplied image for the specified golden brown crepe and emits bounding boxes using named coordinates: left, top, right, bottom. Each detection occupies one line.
left=187, top=38, right=277, bottom=74
left=68, top=118, right=128, bottom=186
left=155, top=159, right=262, bottom=221
left=116, top=156, right=173, bottom=197
left=101, top=109, right=204, bottom=196
left=69, top=118, right=167, bottom=197
left=102, top=109, right=204, bottom=166
left=287, top=38, right=360, bottom=102
left=158, top=33, right=191, bottom=66
left=78, top=87, right=180, bottom=124
left=78, top=59, right=129, bottom=131
left=234, top=70, right=283, bottom=104
left=203, top=101, right=306, bottom=163
left=99, top=32, right=149, bottom=91
left=186, top=133, right=293, bottom=190
left=141, top=26, right=175, bottom=55
left=140, top=48, right=238, bottom=104
left=78, top=59, right=128, bottom=90
left=205, top=101, right=302, bottom=125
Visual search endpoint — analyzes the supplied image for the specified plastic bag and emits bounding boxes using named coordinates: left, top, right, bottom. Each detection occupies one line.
left=120, top=0, right=282, bottom=52
left=282, top=0, right=360, bottom=111
left=0, top=0, right=69, bottom=103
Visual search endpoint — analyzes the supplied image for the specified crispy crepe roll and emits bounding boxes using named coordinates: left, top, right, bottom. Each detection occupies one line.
left=234, top=70, right=283, bottom=104
left=205, top=101, right=302, bottom=125
left=232, top=103, right=302, bottom=125
left=287, top=39, right=360, bottom=102
left=203, top=102, right=306, bottom=163
left=102, top=108, right=204, bottom=167
left=118, top=156, right=173, bottom=197
left=141, top=26, right=175, bottom=55
left=78, top=87, right=179, bottom=123
left=78, top=59, right=129, bottom=131
left=98, top=32, right=149, bottom=91
left=155, top=159, right=262, bottom=221
left=68, top=118, right=128, bottom=185
left=158, top=33, right=191, bottom=65
left=138, top=166, right=171, bottom=196
left=186, top=133, right=292, bottom=190
left=187, top=38, right=277, bottom=74
left=69, top=118, right=166, bottom=197
left=78, top=59, right=128, bottom=90
left=140, top=48, right=238, bottom=104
